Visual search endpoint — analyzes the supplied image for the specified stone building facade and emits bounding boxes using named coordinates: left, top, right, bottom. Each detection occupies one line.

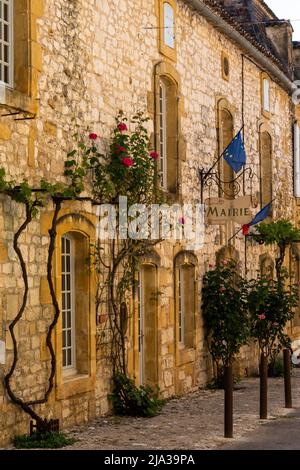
left=0, top=0, right=300, bottom=446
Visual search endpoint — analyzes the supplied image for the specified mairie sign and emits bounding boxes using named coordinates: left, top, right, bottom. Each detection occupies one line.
left=204, top=196, right=255, bottom=224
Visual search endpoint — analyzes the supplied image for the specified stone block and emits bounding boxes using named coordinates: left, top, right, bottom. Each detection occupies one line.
left=6, top=295, right=19, bottom=321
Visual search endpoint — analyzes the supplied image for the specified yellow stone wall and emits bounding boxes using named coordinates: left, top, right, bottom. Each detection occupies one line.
left=0, top=0, right=299, bottom=446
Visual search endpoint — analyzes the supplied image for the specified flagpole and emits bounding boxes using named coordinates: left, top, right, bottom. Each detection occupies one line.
left=227, top=227, right=243, bottom=244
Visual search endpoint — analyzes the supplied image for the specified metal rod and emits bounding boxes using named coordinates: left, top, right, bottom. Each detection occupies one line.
left=224, top=365, right=233, bottom=438
left=260, top=353, right=268, bottom=419
left=283, top=348, right=292, bottom=408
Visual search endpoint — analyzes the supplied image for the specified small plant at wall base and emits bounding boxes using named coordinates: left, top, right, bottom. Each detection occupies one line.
left=13, top=432, right=76, bottom=449
left=108, top=372, right=165, bottom=418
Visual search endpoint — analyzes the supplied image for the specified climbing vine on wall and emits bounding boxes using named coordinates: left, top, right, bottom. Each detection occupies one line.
left=0, top=157, right=89, bottom=426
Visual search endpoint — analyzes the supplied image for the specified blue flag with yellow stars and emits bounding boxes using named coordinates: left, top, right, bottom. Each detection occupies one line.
left=223, top=130, right=246, bottom=173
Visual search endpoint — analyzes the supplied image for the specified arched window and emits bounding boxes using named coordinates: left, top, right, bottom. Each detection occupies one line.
left=220, top=108, right=234, bottom=199
left=260, top=131, right=272, bottom=209
left=163, top=2, right=175, bottom=49
left=61, top=231, right=90, bottom=376
left=158, top=76, right=178, bottom=193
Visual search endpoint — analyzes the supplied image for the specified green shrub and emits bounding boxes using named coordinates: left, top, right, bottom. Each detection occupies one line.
left=109, top=372, right=165, bottom=417
left=13, top=432, right=76, bottom=449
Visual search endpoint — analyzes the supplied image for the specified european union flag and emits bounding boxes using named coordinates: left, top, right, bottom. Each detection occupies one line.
left=223, top=130, right=246, bottom=173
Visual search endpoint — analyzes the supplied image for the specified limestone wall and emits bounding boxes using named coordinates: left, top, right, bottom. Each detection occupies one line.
left=0, top=0, right=298, bottom=446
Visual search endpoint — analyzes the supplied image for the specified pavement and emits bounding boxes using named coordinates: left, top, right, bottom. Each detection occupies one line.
left=61, top=369, right=300, bottom=450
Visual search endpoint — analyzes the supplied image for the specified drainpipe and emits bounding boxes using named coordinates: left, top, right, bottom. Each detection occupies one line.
left=184, top=0, right=296, bottom=93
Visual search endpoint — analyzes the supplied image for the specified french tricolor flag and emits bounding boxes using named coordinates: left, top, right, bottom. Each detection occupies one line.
left=242, top=202, right=272, bottom=236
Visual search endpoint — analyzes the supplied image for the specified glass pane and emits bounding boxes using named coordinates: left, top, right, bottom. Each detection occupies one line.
left=66, top=274, right=70, bottom=291
left=62, top=275, right=65, bottom=292
left=62, top=330, right=66, bottom=348
left=67, top=349, right=72, bottom=365
left=63, top=349, right=66, bottom=367
left=4, top=4, right=8, bottom=22
left=67, top=310, right=71, bottom=328
left=4, top=65, right=8, bottom=84
left=67, top=293, right=71, bottom=309
left=164, top=3, right=175, bottom=49
left=67, top=330, right=71, bottom=348
left=66, top=255, right=70, bottom=272
left=62, top=311, right=66, bottom=328
left=62, top=255, right=65, bottom=273
left=264, top=79, right=269, bottom=112
left=3, top=23, right=8, bottom=42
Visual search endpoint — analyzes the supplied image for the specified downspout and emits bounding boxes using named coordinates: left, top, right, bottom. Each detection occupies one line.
left=185, top=0, right=296, bottom=93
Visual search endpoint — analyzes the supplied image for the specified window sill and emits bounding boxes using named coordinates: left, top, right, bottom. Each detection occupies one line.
left=56, top=373, right=95, bottom=400
left=176, top=346, right=196, bottom=366
left=0, top=86, right=36, bottom=116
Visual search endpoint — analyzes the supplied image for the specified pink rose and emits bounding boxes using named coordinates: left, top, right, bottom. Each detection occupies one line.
left=122, top=157, right=134, bottom=168
left=258, top=314, right=266, bottom=320
left=150, top=151, right=159, bottom=160
left=118, top=122, right=128, bottom=132
left=89, top=133, right=97, bottom=140
left=223, top=260, right=228, bottom=266
left=220, top=286, right=226, bottom=293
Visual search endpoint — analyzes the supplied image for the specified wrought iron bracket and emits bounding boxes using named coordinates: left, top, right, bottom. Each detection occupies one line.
left=199, top=166, right=254, bottom=203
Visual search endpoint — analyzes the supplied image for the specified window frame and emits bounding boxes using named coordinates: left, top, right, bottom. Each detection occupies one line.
left=261, top=73, right=271, bottom=118
left=158, top=0, right=177, bottom=61
left=178, top=266, right=184, bottom=346
left=61, top=234, right=77, bottom=376
left=159, top=80, right=168, bottom=190
left=163, top=2, right=175, bottom=49
left=259, top=128, right=273, bottom=212
left=0, top=0, right=14, bottom=88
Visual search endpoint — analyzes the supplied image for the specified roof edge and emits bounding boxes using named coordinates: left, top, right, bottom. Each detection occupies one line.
left=183, top=0, right=295, bottom=92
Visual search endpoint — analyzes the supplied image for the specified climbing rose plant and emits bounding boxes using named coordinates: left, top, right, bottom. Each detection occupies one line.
left=202, top=260, right=250, bottom=373
left=247, top=273, right=298, bottom=359
left=65, top=111, right=159, bottom=206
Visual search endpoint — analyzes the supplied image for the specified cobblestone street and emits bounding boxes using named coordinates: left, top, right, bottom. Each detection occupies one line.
left=62, top=370, right=300, bottom=450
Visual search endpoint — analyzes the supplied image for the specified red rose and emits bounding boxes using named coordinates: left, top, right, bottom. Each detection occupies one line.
left=122, top=157, right=134, bottom=168
left=118, top=122, right=128, bottom=132
left=179, top=217, right=185, bottom=225
left=220, top=286, right=226, bottom=293
left=150, top=151, right=159, bottom=160
left=116, top=146, right=127, bottom=154
left=89, top=133, right=97, bottom=140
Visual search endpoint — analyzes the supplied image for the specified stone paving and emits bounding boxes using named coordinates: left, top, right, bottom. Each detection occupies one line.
left=63, top=369, right=300, bottom=450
